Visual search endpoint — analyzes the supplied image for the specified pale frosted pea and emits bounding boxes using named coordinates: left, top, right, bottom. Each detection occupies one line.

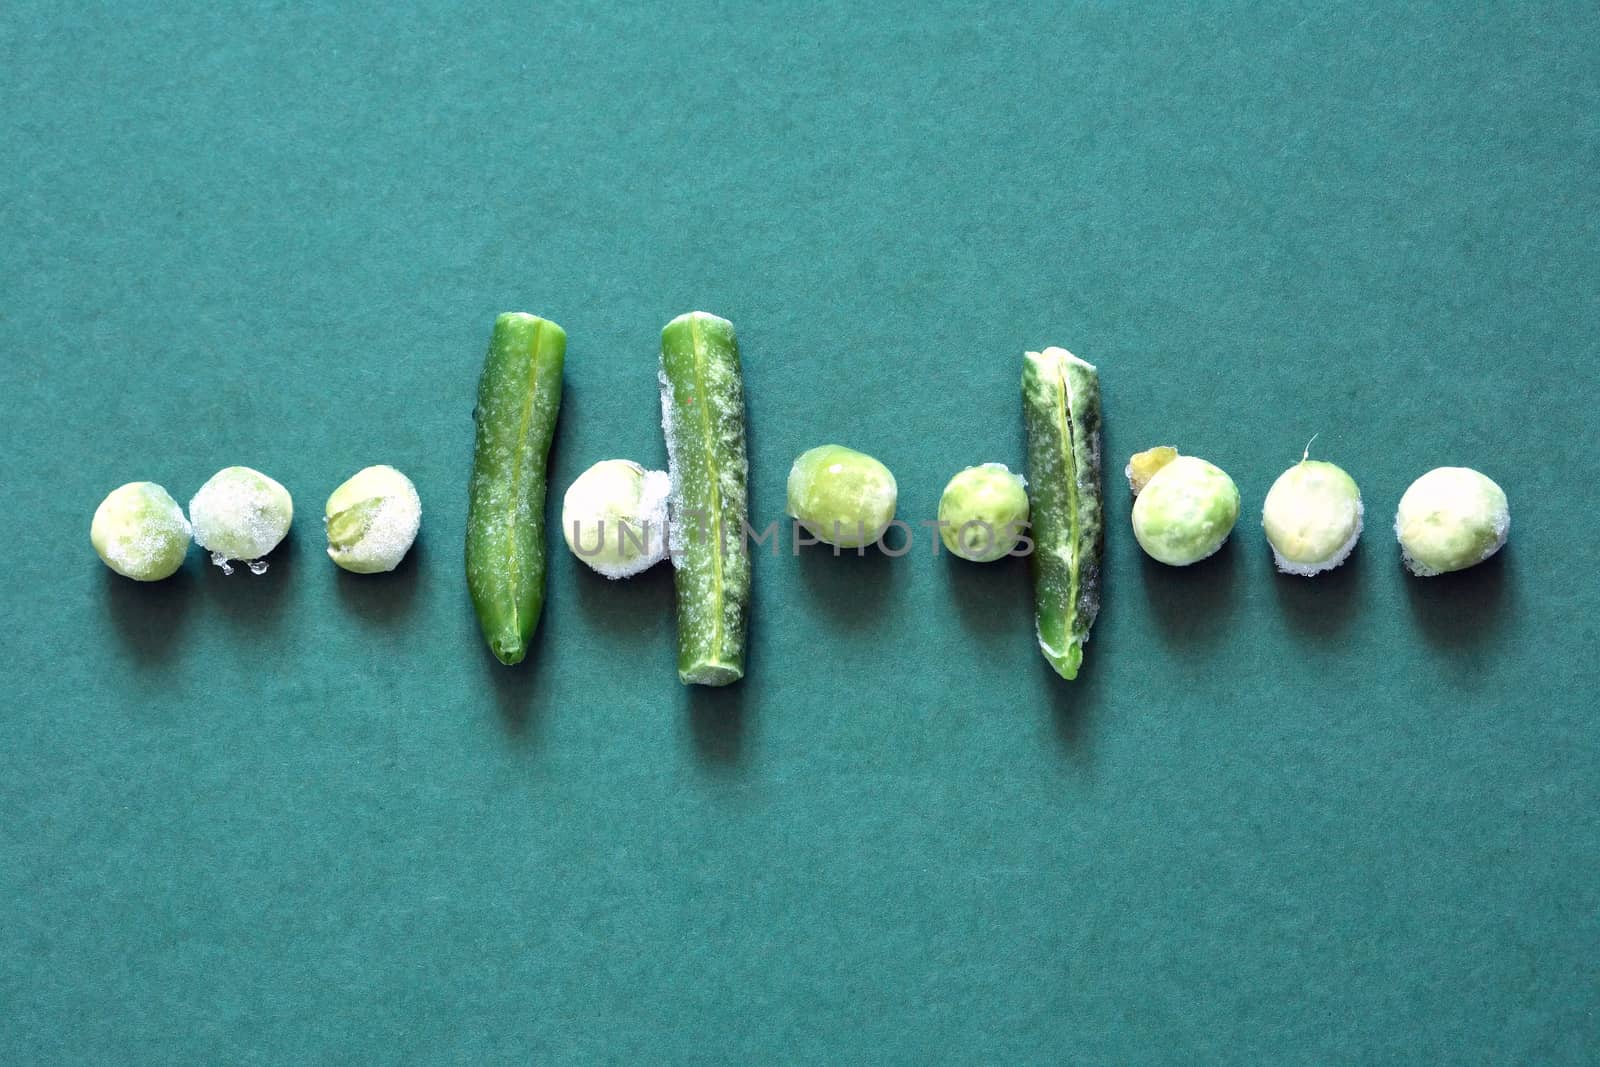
left=562, top=459, right=670, bottom=579
left=91, top=481, right=191, bottom=581
left=1395, top=466, right=1508, bottom=576
left=189, top=466, right=293, bottom=574
left=1261, top=454, right=1363, bottom=576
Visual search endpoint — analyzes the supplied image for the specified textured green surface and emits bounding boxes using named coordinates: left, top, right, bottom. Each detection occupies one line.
left=466, top=313, right=566, bottom=665
left=3, top=3, right=1599, bottom=1063
left=659, top=312, right=749, bottom=686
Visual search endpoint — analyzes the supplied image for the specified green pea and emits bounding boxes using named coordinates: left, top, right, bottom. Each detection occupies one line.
left=1022, top=347, right=1104, bottom=680
left=325, top=465, right=422, bottom=574
left=1130, top=453, right=1239, bottom=566
left=1261, top=456, right=1363, bottom=576
left=786, top=445, right=897, bottom=549
left=660, top=311, right=751, bottom=686
left=466, top=312, right=566, bottom=666
left=1395, top=466, right=1508, bottom=576
left=189, top=466, right=293, bottom=574
left=91, top=481, right=191, bottom=581
left=561, top=459, right=670, bottom=579
left=937, top=464, right=1029, bottom=562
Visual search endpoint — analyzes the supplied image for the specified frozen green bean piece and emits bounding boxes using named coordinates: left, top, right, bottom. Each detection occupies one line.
left=1022, top=347, right=1104, bottom=680
left=466, top=312, right=566, bottom=666
left=659, top=311, right=750, bottom=686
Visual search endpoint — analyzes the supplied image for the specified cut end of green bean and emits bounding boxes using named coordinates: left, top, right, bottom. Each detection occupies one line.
left=466, top=312, right=566, bottom=666
left=1022, top=347, right=1104, bottom=681
left=660, top=311, right=750, bottom=686
left=680, top=658, right=744, bottom=687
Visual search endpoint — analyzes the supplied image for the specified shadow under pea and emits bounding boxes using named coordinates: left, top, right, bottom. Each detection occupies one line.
left=1403, top=548, right=1510, bottom=651
left=795, top=523, right=905, bottom=629
left=334, top=531, right=424, bottom=625
left=944, top=547, right=1032, bottom=651
left=1138, top=537, right=1240, bottom=648
left=571, top=548, right=675, bottom=641
left=201, top=530, right=298, bottom=630
left=1270, top=540, right=1366, bottom=638
left=104, top=564, right=195, bottom=663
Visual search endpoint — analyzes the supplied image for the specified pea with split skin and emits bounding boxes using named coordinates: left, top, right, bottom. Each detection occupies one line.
left=1127, top=448, right=1239, bottom=567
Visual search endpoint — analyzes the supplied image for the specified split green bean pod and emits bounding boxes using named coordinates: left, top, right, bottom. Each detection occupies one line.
left=1022, top=347, right=1104, bottom=680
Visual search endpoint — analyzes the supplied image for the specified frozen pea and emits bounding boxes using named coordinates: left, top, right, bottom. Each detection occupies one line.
left=91, top=481, right=191, bottom=581
left=189, top=466, right=293, bottom=574
left=786, top=445, right=897, bottom=548
left=1130, top=453, right=1240, bottom=566
left=1395, top=466, right=1508, bottom=576
left=562, top=459, right=670, bottom=579
left=937, top=463, right=1029, bottom=562
left=1261, top=455, right=1363, bottom=576
left=325, top=465, right=421, bottom=574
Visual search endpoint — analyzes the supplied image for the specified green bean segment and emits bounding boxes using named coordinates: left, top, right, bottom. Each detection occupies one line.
left=1022, top=347, right=1104, bottom=680
left=466, top=312, right=566, bottom=666
left=659, top=311, right=751, bottom=686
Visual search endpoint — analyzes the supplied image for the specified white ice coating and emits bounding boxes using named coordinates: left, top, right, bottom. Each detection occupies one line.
left=343, top=493, right=418, bottom=571
left=189, top=466, right=292, bottom=569
left=326, top=466, right=423, bottom=574
left=659, top=363, right=685, bottom=567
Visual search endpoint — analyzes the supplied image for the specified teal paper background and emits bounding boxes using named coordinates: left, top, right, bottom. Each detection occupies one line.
left=4, top=3, right=1598, bottom=1062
